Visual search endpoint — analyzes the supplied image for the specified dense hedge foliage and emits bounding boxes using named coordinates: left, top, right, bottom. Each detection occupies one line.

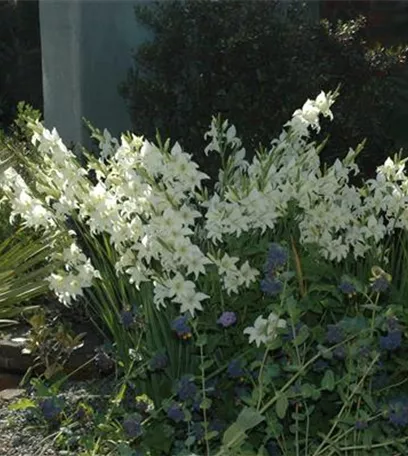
left=121, top=0, right=408, bottom=178
left=0, top=0, right=42, bottom=131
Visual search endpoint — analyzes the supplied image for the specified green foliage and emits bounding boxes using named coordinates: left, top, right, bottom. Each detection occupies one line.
left=121, top=1, right=408, bottom=178
left=22, top=308, right=86, bottom=381
left=0, top=229, right=54, bottom=326
left=10, top=244, right=408, bottom=456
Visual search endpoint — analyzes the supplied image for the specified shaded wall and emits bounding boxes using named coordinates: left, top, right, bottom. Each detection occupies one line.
left=39, top=0, right=151, bottom=145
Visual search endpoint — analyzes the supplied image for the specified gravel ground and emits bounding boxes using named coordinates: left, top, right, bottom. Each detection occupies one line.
left=0, top=378, right=114, bottom=456
left=0, top=397, right=59, bottom=456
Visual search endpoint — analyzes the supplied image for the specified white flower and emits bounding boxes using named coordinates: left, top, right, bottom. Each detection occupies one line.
left=244, top=316, right=269, bottom=347
left=293, top=99, right=320, bottom=129
left=244, top=313, right=286, bottom=347
left=238, top=261, right=259, bottom=287
left=315, top=91, right=334, bottom=120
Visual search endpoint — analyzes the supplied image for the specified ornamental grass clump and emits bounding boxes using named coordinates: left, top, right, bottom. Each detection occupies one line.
left=2, top=90, right=408, bottom=455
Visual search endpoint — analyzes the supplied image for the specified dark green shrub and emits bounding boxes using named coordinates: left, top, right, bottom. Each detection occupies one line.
left=0, top=0, right=42, bottom=131
left=121, top=0, right=408, bottom=178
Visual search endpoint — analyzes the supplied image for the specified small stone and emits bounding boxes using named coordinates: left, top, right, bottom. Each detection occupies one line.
left=0, top=388, right=25, bottom=401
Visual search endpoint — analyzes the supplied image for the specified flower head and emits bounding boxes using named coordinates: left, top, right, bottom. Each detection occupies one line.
left=261, top=277, right=283, bottom=296
left=244, top=313, right=286, bottom=347
left=123, top=415, right=143, bottom=438
left=217, top=311, right=237, bottom=328
left=338, top=280, right=356, bottom=296
left=167, top=402, right=185, bottom=423
left=39, top=397, right=63, bottom=421
left=379, top=330, right=402, bottom=351
left=370, top=266, right=391, bottom=293
left=120, top=310, right=134, bottom=329
left=265, top=243, right=288, bottom=273
left=171, top=315, right=192, bottom=339
left=371, top=276, right=390, bottom=293
left=176, top=375, right=197, bottom=402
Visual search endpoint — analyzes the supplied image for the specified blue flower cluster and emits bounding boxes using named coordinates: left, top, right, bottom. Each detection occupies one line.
left=120, top=310, right=135, bottom=329
left=176, top=375, right=197, bottom=402
left=371, top=276, right=390, bottom=293
left=261, top=243, right=288, bottom=297
left=167, top=402, right=185, bottom=423
left=171, top=315, right=192, bottom=339
left=39, top=397, right=63, bottom=421
left=379, top=330, right=402, bottom=351
left=123, top=414, right=143, bottom=438
left=217, top=311, right=237, bottom=328
left=338, top=280, right=356, bottom=296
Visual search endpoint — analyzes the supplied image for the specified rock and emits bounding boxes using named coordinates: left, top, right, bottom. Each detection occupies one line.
left=0, top=389, right=25, bottom=401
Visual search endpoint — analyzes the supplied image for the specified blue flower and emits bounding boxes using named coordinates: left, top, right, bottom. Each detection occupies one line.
left=265, top=243, right=288, bottom=273
left=266, top=440, right=281, bottom=456
left=120, top=310, right=135, bottom=329
left=217, top=311, right=237, bottom=328
left=338, top=280, right=356, bottom=295
left=39, top=397, right=63, bottom=421
left=227, top=359, right=244, bottom=378
left=123, top=415, right=143, bottom=438
left=176, top=375, right=197, bottom=402
left=379, top=330, right=402, bottom=351
left=388, top=397, right=408, bottom=428
left=326, top=324, right=344, bottom=344
left=149, top=352, right=168, bottom=371
left=261, top=277, right=283, bottom=296
left=171, top=315, right=192, bottom=339
left=371, top=276, right=390, bottom=293
left=167, top=402, right=185, bottom=423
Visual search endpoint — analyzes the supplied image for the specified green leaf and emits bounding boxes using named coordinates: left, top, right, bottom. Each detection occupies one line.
left=321, top=370, right=335, bottom=391
left=293, top=325, right=309, bottom=346
left=196, top=334, right=208, bottom=346
left=200, top=359, right=214, bottom=370
left=8, top=398, right=36, bottom=411
left=200, top=397, right=212, bottom=410
left=236, top=406, right=265, bottom=431
left=275, top=395, right=289, bottom=419
left=222, top=423, right=246, bottom=447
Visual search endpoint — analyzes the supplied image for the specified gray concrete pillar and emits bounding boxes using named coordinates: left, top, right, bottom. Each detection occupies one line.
left=39, top=0, right=151, bottom=146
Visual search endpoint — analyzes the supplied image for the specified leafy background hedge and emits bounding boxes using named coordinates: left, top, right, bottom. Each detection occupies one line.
left=0, top=0, right=42, bottom=132
left=120, top=0, right=408, bottom=179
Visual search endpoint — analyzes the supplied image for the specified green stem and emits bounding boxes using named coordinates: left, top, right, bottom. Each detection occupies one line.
left=337, top=437, right=408, bottom=452
left=256, top=348, right=270, bottom=410
left=312, top=354, right=379, bottom=456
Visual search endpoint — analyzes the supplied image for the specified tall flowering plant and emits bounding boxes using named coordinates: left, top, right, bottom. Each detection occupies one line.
left=1, top=90, right=408, bottom=455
